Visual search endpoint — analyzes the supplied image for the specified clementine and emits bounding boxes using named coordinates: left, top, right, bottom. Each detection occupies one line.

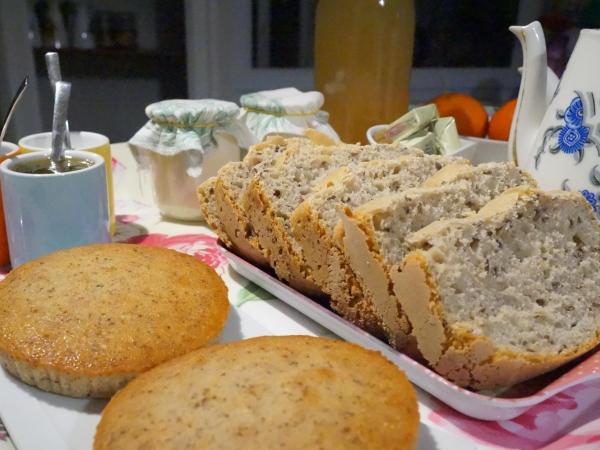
left=431, top=93, right=488, bottom=137
left=488, top=98, right=517, bottom=141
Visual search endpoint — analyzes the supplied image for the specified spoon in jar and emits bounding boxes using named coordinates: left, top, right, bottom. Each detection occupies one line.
left=45, top=52, right=72, bottom=149
left=50, top=81, right=72, bottom=172
left=0, top=76, right=28, bottom=153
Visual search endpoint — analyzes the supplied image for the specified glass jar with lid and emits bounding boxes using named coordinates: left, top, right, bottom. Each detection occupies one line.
left=129, top=99, right=255, bottom=221
left=239, top=87, right=340, bottom=142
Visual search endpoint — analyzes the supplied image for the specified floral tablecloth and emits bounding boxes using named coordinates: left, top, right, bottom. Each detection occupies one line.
left=1, top=143, right=600, bottom=450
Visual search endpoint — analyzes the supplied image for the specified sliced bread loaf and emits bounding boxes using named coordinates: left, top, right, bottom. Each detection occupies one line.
left=391, top=187, right=600, bottom=388
left=243, top=143, right=426, bottom=297
left=215, top=136, right=336, bottom=268
left=291, top=155, right=467, bottom=338
left=336, top=162, right=537, bottom=350
left=200, top=132, right=337, bottom=264
left=198, top=136, right=291, bottom=265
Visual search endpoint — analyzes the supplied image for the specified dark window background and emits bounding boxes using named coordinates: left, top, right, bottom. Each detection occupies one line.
left=413, top=0, right=519, bottom=67
left=252, top=0, right=316, bottom=68
left=251, top=0, right=600, bottom=72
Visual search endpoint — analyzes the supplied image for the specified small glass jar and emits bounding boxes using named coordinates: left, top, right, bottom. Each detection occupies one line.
left=239, top=87, right=340, bottom=142
left=129, top=99, right=255, bottom=221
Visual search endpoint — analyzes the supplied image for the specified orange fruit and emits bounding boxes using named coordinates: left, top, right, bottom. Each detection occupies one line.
left=488, top=98, right=517, bottom=141
left=431, top=93, right=488, bottom=137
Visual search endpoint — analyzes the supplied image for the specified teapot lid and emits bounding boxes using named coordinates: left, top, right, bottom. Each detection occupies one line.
left=145, top=99, right=240, bottom=128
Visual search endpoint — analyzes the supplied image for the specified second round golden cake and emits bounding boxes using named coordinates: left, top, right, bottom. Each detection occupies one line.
left=95, top=336, right=419, bottom=450
left=0, top=243, right=229, bottom=398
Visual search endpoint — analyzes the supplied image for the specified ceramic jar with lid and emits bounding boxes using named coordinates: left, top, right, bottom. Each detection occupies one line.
left=239, top=87, right=340, bottom=142
left=129, top=99, right=255, bottom=221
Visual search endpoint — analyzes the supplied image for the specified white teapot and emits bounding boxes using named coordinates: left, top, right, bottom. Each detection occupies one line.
left=510, top=21, right=600, bottom=215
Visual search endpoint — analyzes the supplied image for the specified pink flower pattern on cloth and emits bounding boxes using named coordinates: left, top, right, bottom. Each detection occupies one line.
left=122, top=233, right=228, bottom=271
left=116, top=214, right=141, bottom=224
left=428, top=379, right=600, bottom=449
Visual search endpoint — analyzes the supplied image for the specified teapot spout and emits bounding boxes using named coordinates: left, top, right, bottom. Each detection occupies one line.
left=508, top=21, right=549, bottom=164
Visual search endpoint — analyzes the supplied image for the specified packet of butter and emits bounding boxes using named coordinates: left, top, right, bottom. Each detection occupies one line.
left=434, top=117, right=461, bottom=155
left=396, top=131, right=437, bottom=154
left=373, top=104, right=439, bottom=143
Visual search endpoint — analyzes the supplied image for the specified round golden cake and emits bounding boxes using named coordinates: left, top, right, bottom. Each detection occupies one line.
left=94, top=336, right=419, bottom=450
left=0, top=243, right=229, bottom=398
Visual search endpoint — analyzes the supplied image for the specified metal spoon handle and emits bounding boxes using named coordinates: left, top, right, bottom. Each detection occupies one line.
left=64, top=120, right=72, bottom=149
left=45, top=52, right=62, bottom=87
left=51, top=81, right=71, bottom=165
left=0, top=76, right=28, bottom=144
left=45, top=52, right=71, bottom=149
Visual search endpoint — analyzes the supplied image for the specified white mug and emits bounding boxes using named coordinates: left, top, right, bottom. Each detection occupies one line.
left=0, top=150, right=110, bottom=267
left=19, top=131, right=116, bottom=234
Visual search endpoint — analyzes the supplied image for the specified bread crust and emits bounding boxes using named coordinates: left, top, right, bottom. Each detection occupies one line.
left=289, top=172, right=370, bottom=327
left=420, top=162, right=475, bottom=188
left=303, top=128, right=337, bottom=146
left=392, top=188, right=600, bottom=389
left=421, top=162, right=538, bottom=190
left=0, top=244, right=229, bottom=397
left=338, top=212, right=417, bottom=351
left=197, top=177, right=232, bottom=247
left=94, top=336, right=419, bottom=450
left=291, top=159, right=433, bottom=343
left=244, top=177, right=325, bottom=297
left=214, top=170, right=270, bottom=267
left=394, top=252, right=600, bottom=389
left=198, top=136, right=291, bottom=266
left=290, top=201, right=331, bottom=288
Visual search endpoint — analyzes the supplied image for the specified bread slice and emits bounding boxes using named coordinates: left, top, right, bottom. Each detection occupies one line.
left=337, top=162, right=537, bottom=350
left=391, top=187, right=600, bottom=389
left=94, top=336, right=419, bottom=450
left=291, top=155, right=468, bottom=338
left=199, top=133, right=337, bottom=265
left=198, top=136, right=291, bottom=266
left=243, top=142, right=426, bottom=297
left=197, top=177, right=231, bottom=247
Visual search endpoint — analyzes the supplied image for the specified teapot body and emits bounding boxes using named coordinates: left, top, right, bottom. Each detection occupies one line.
left=516, top=28, right=600, bottom=215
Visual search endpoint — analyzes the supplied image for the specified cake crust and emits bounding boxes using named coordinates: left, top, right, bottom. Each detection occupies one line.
left=94, top=336, right=419, bottom=450
left=0, top=243, right=229, bottom=397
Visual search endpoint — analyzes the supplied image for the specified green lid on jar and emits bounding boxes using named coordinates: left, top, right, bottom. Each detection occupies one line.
left=145, top=99, right=240, bottom=128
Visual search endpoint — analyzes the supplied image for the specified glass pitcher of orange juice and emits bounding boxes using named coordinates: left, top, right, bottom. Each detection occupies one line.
left=315, top=0, right=415, bottom=144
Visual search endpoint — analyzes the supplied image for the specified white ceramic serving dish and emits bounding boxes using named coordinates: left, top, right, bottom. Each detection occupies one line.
left=225, top=247, right=600, bottom=422
left=366, top=124, right=478, bottom=160
left=0, top=263, right=474, bottom=450
left=461, top=136, right=510, bottom=164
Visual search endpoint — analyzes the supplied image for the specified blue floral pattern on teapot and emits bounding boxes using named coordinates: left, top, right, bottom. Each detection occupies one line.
left=535, top=93, right=600, bottom=216
left=558, top=96, right=590, bottom=154
left=580, top=189, right=598, bottom=212
left=534, top=93, right=600, bottom=168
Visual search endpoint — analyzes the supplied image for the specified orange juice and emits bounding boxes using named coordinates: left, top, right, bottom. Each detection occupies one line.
left=315, top=0, right=415, bottom=143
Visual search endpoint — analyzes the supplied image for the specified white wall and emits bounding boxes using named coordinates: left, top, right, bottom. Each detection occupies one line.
left=36, top=76, right=161, bottom=143
left=0, top=0, right=43, bottom=142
